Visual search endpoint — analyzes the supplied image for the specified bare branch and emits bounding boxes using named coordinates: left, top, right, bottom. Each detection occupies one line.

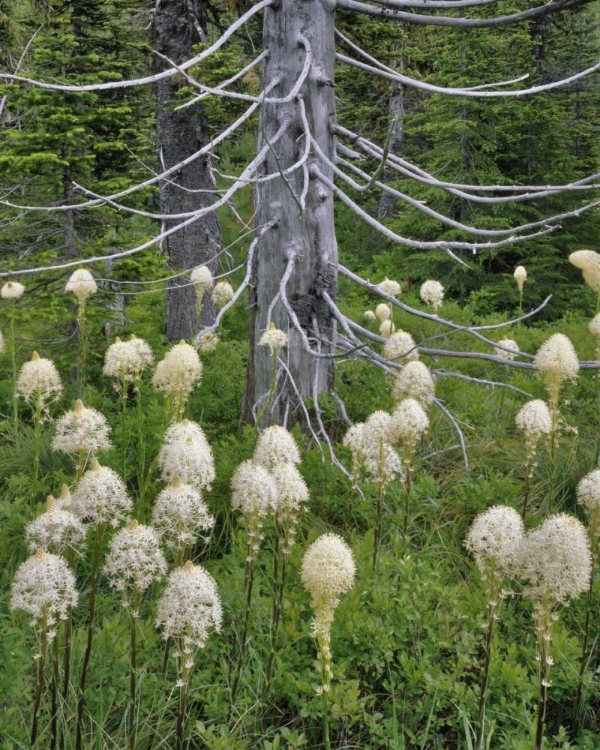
left=0, top=0, right=273, bottom=92
left=311, top=164, right=558, bottom=254
left=336, top=0, right=589, bottom=29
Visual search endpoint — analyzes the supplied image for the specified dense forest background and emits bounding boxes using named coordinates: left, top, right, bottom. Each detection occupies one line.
left=0, top=0, right=598, bottom=315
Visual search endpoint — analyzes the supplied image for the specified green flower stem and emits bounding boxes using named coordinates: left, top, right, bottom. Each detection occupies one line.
left=265, top=529, right=288, bottom=691
left=129, top=588, right=139, bottom=750
left=32, top=395, right=43, bottom=506
left=402, top=465, right=412, bottom=558
left=535, top=641, right=550, bottom=750
left=121, top=377, right=128, bottom=484
left=136, top=385, right=146, bottom=505
left=522, top=461, right=533, bottom=523
left=475, top=601, right=497, bottom=750
left=75, top=524, right=104, bottom=750
left=76, top=301, right=87, bottom=400
left=175, top=679, right=189, bottom=750
left=372, top=438, right=387, bottom=571
left=317, top=629, right=331, bottom=750
left=51, top=630, right=60, bottom=750
left=75, top=449, right=86, bottom=483
left=230, top=551, right=256, bottom=711
left=575, top=552, right=597, bottom=732
left=30, top=612, right=49, bottom=750
left=10, top=305, right=19, bottom=446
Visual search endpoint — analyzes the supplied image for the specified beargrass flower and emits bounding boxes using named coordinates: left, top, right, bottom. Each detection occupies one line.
left=375, top=303, right=391, bottom=322
left=377, top=277, right=401, bottom=297
left=1, top=281, right=25, bottom=300
left=254, top=425, right=300, bottom=470
left=301, top=534, right=355, bottom=692
left=392, top=361, right=435, bottom=406
left=494, top=337, right=520, bottom=361
left=70, top=460, right=132, bottom=528
left=105, top=520, right=167, bottom=603
left=158, top=420, right=215, bottom=492
left=152, top=341, right=202, bottom=402
left=231, top=459, right=278, bottom=561
left=514, top=266, right=527, bottom=293
left=516, top=400, right=552, bottom=477
left=191, top=265, right=214, bottom=292
left=196, top=332, right=219, bottom=353
left=11, top=549, right=78, bottom=636
left=389, top=398, right=429, bottom=463
left=25, top=495, right=87, bottom=555
left=379, top=319, right=395, bottom=338
left=65, top=269, right=97, bottom=301
left=152, top=476, right=215, bottom=554
left=52, top=400, right=111, bottom=456
left=272, top=463, right=309, bottom=554
left=569, top=250, right=600, bottom=293
left=103, top=336, right=153, bottom=388
left=383, top=331, right=418, bottom=362
left=17, top=352, right=62, bottom=412
left=363, top=310, right=376, bottom=323
left=420, top=280, right=444, bottom=311
left=212, top=280, right=234, bottom=309
left=259, top=323, right=288, bottom=353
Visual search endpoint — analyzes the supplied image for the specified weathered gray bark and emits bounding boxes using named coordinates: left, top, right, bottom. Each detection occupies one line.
left=241, top=0, right=338, bottom=425
left=154, top=0, right=221, bottom=341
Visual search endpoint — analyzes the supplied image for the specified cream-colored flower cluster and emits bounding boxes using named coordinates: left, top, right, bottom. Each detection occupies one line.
left=52, top=400, right=112, bottom=456
left=518, top=514, right=591, bottom=611
left=494, top=337, right=520, bottom=361
left=392, top=361, right=435, bottom=406
left=1, top=281, right=25, bottom=300
left=577, top=469, right=600, bottom=543
left=514, top=265, right=527, bottom=293
left=254, top=425, right=301, bottom=471
left=344, top=411, right=402, bottom=489
left=196, top=332, right=219, bottom=353
left=383, top=331, right=418, bottom=362
left=152, top=476, right=215, bottom=553
left=25, top=495, right=87, bottom=555
left=301, top=534, right=355, bottom=691
left=389, top=398, right=429, bottom=468
left=515, top=399, right=552, bottom=476
left=103, top=336, right=154, bottom=388
left=17, top=352, right=63, bottom=411
left=377, top=277, right=401, bottom=297
left=231, top=459, right=278, bottom=561
left=465, top=506, right=524, bottom=601
left=259, top=323, right=288, bottom=353
left=152, top=341, right=202, bottom=402
left=212, top=280, right=234, bottom=309
left=534, top=334, right=579, bottom=387
left=158, top=420, right=216, bottom=492
left=156, top=561, right=222, bottom=652
left=420, top=280, right=444, bottom=312
left=104, top=521, right=167, bottom=602
left=272, top=463, right=309, bottom=554
left=11, top=549, right=78, bottom=634
left=65, top=269, right=97, bottom=301
left=569, top=250, right=600, bottom=293
left=191, top=265, right=214, bottom=292
left=70, top=460, right=132, bottom=528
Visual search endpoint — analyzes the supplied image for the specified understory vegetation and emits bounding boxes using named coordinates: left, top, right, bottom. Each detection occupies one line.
left=1, top=260, right=600, bottom=750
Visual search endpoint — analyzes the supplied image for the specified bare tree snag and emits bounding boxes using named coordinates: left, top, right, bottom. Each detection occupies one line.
left=242, top=0, right=339, bottom=425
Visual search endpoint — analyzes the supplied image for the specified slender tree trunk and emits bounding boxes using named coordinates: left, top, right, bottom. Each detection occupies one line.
left=378, top=43, right=405, bottom=219
left=242, top=0, right=338, bottom=425
left=154, top=0, right=221, bottom=341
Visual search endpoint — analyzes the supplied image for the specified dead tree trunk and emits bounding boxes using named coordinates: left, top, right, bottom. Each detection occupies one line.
left=242, top=0, right=338, bottom=426
left=154, top=0, right=221, bottom=341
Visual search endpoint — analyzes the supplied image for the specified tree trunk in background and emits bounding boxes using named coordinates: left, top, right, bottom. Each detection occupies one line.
left=241, top=0, right=338, bottom=426
left=154, top=0, right=221, bottom=341
left=377, top=77, right=405, bottom=219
